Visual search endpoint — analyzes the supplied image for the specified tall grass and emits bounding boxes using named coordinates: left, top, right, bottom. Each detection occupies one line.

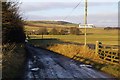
left=2, top=43, right=26, bottom=79
left=48, top=44, right=95, bottom=59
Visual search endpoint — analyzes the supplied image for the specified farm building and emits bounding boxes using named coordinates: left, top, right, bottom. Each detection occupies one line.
left=78, top=24, right=95, bottom=28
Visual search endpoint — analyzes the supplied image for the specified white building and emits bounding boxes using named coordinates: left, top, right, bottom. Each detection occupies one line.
left=79, top=24, right=95, bottom=28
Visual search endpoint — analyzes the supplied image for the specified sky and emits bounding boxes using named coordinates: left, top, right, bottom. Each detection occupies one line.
left=19, top=0, right=119, bottom=27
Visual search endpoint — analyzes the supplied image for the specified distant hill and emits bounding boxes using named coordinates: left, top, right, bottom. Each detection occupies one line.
left=25, top=20, right=78, bottom=28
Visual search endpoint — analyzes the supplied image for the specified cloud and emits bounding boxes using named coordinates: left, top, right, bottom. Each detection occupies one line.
left=87, top=13, right=118, bottom=26
left=19, top=0, right=119, bottom=2
left=20, top=2, right=77, bottom=12
left=20, top=2, right=116, bottom=12
left=19, top=2, right=118, bottom=27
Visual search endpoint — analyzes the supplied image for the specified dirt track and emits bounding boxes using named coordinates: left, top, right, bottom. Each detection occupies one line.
left=23, top=44, right=115, bottom=80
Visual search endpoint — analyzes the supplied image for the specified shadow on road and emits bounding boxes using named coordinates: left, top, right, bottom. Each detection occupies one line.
left=28, top=38, right=95, bottom=49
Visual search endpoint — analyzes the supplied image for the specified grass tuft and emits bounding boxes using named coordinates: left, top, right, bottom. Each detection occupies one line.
left=2, top=43, right=26, bottom=79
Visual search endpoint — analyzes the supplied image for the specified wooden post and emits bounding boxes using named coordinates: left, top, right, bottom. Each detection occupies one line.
left=95, top=41, right=99, bottom=59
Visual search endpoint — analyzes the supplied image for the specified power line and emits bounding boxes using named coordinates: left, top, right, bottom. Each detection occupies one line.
left=63, top=0, right=83, bottom=21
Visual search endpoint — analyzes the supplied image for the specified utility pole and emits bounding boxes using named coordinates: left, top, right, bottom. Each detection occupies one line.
left=84, top=0, right=87, bottom=47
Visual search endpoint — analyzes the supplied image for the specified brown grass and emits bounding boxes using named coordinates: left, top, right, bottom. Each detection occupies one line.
left=101, top=65, right=120, bottom=77
left=48, top=44, right=95, bottom=59
left=47, top=44, right=120, bottom=77
left=2, top=44, right=26, bottom=79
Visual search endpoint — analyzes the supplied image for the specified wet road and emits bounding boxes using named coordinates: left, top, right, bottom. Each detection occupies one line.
left=23, top=44, right=115, bottom=80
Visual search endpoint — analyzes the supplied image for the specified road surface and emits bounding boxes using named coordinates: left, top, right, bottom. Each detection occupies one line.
left=23, top=44, right=115, bottom=80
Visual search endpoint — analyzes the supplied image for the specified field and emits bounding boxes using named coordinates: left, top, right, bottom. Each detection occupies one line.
left=26, top=27, right=118, bottom=45
left=25, top=21, right=118, bottom=46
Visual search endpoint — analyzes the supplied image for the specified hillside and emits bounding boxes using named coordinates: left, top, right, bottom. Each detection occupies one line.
left=25, top=20, right=78, bottom=28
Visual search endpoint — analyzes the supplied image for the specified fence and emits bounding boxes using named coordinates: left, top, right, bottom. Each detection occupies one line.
left=95, top=41, right=119, bottom=65
left=72, top=41, right=119, bottom=65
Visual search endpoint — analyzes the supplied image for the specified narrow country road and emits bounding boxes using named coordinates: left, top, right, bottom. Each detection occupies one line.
left=23, top=44, right=115, bottom=80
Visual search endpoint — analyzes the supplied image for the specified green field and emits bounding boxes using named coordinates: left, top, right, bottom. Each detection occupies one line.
left=28, top=28, right=118, bottom=45
left=25, top=20, right=118, bottom=46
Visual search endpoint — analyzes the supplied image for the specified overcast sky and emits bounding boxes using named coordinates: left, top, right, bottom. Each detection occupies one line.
left=19, top=0, right=119, bottom=27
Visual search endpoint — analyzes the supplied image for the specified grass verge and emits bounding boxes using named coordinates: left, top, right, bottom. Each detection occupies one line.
left=29, top=39, right=120, bottom=78
left=48, top=44, right=120, bottom=78
left=2, top=43, right=26, bottom=79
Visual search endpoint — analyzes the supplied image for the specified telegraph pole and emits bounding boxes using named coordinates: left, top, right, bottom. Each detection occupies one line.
left=84, top=0, right=87, bottom=47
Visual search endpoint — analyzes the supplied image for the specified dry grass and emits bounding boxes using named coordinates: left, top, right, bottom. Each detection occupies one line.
left=101, top=65, right=120, bottom=77
left=2, top=44, right=26, bottom=79
left=48, top=44, right=95, bottom=59
left=48, top=44, right=119, bottom=77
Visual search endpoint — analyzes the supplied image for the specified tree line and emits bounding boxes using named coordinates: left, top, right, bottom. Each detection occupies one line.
left=26, top=27, right=82, bottom=35
left=104, top=27, right=120, bottom=30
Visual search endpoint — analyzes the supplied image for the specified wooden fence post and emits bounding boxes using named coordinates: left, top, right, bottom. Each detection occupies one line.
left=95, top=41, right=99, bottom=59
left=95, top=41, right=102, bottom=59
